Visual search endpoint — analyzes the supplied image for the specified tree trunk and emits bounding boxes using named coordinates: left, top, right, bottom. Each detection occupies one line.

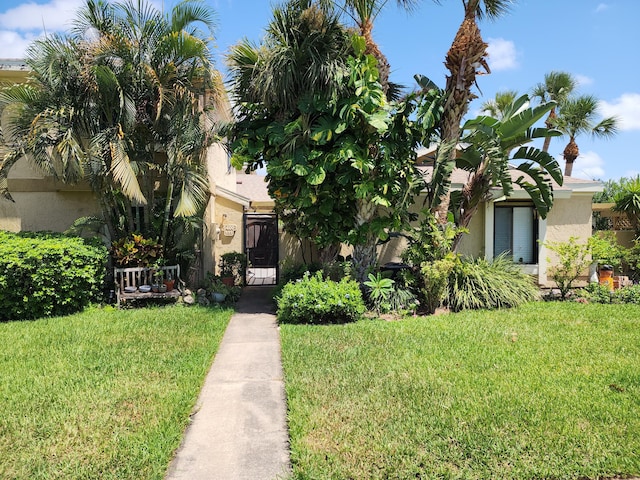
left=160, top=180, right=175, bottom=247
left=563, top=138, right=579, bottom=177
left=432, top=9, right=489, bottom=224
left=318, top=243, right=340, bottom=264
left=361, top=18, right=391, bottom=93
left=542, top=108, right=557, bottom=153
left=352, top=198, right=378, bottom=283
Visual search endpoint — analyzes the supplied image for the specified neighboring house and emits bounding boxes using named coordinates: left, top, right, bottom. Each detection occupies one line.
left=592, top=203, right=637, bottom=248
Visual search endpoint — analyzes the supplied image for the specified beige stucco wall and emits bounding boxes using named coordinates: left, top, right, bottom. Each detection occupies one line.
left=457, top=205, right=485, bottom=259
left=0, top=158, right=100, bottom=232
left=539, top=194, right=595, bottom=287
left=206, top=143, right=236, bottom=191
left=202, top=193, right=246, bottom=278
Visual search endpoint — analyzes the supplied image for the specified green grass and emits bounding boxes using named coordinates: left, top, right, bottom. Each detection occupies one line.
left=0, top=305, right=232, bottom=479
left=281, top=302, right=640, bottom=479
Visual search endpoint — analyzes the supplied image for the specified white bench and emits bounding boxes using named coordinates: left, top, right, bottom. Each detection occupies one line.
left=114, top=265, right=183, bottom=306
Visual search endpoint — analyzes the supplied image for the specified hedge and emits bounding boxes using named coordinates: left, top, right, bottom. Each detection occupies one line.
left=0, top=231, right=107, bottom=321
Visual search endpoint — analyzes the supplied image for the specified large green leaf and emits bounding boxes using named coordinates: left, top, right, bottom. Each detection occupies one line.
left=498, top=98, right=555, bottom=139
left=511, top=146, right=563, bottom=185
left=307, top=166, right=326, bottom=185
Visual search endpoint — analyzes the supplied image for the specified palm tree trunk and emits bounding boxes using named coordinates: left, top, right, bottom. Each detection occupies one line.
left=542, top=109, right=557, bottom=152
left=563, top=138, right=579, bottom=177
left=432, top=5, right=490, bottom=224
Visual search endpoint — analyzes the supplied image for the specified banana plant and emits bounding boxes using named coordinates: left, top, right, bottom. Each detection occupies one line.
left=451, top=94, right=563, bottom=248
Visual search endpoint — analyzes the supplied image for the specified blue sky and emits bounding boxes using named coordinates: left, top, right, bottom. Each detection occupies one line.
left=1, top=0, right=639, bottom=181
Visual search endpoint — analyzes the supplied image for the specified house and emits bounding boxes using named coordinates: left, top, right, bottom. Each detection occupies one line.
left=0, top=59, right=242, bottom=284
left=1, top=59, right=602, bottom=287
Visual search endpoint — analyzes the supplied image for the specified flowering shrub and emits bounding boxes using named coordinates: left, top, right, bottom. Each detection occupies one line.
left=277, top=271, right=365, bottom=324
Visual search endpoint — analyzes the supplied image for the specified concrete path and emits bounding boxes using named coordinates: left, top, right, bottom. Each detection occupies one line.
left=165, top=287, right=291, bottom=480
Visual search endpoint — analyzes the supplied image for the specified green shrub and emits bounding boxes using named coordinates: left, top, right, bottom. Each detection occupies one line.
left=0, top=231, right=107, bottom=321
left=578, top=282, right=613, bottom=304
left=420, top=254, right=457, bottom=314
left=613, top=284, right=640, bottom=304
left=277, top=271, right=365, bottom=324
left=446, top=255, right=539, bottom=312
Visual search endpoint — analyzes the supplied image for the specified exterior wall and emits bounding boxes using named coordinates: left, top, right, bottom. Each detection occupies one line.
left=206, top=143, right=236, bottom=191
left=540, top=194, right=595, bottom=286
left=457, top=205, right=485, bottom=258
left=0, top=159, right=100, bottom=232
left=202, top=194, right=246, bottom=278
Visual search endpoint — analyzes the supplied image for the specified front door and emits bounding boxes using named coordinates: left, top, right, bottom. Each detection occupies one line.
left=244, top=214, right=279, bottom=285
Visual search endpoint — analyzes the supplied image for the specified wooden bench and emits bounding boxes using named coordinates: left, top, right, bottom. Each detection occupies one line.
left=114, top=265, right=184, bottom=307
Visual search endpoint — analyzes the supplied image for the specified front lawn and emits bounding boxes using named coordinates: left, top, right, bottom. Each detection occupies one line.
left=281, top=302, right=640, bottom=479
left=0, top=305, right=232, bottom=479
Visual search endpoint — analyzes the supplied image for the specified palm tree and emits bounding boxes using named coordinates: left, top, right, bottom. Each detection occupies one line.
left=0, top=0, right=222, bottom=247
left=552, top=95, right=618, bottom=177
left=480, top=90, right=518, bottom=119
left=431, top=0, right=512, bottom=222
left=333, top=0, right=421, bottom=92
left=228, top=0, right=351, bottom=116
left=531, top=71, right=576, bottom=152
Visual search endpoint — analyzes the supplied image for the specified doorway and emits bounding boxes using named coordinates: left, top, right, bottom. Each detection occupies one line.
left=244, top=214, right=279, bottom=285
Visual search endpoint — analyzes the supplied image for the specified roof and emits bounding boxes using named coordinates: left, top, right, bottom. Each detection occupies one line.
left=417, top=165, right=602, bottom=199
left=235, top=174, right=273, bottom=204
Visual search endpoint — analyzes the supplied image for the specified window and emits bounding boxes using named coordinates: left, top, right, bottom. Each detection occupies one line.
left=494, top=205, right=537, bottom=264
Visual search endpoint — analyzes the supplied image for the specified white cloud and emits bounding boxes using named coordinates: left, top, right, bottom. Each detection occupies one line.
left=560, top=151, right=605, bottom=180
left=600, top=93, right=640, bottom=131
left=486, top=38, right=518, bottom=72
left=0, top=0, right=82, bottom=32
left=575, top=74, right=594, bottom=87
left=0, top=29, right=41, bottom=58
left=595, top=3, right=610, bottom=13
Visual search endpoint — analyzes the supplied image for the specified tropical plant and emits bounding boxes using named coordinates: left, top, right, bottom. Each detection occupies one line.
left=363, top=272, right=395, bottom=313
left=480, top=90, right=519, bottom=119
left=552, top=95, right=618, bottom=177
left=446, top=254, right=538, bottom=312
left=111, top=233, right=163, bottom=268
left=531, top=71, right=577, bottom=152
left=612, top=175, right=640, bottom=232
left=451, top=94, right=563, bottom=247
left=229, top=2, right=439, bottom=283
left=0, top=0, right=222, bottom=251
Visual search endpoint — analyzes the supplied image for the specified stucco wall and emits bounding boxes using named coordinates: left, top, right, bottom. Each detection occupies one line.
left=0, top=157, right=100, bottom=232
left=457, top=205, right=485, bottom=259
left=202, top=194, right=246, bottom=277
left=540, top=194, right=594, bottom=286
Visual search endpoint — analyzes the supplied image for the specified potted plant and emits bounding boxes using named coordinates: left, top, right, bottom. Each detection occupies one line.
left=206, top=273, right=230, bottom=302
left=219, top=252, right=247, bottom=287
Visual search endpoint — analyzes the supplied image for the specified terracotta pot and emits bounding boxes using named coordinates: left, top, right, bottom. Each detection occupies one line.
left=222, top=276, right=234, bottom=287
left=164, top=279, right=175, bottom=291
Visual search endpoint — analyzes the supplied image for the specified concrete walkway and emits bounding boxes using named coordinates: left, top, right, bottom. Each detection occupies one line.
left=165, top=287, right=291, bottom=480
